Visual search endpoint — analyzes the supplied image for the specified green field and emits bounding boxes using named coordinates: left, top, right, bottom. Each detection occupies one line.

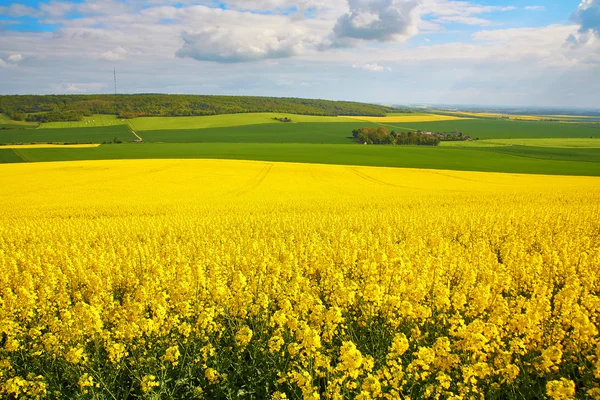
left=381, top=118, right=599, bottom=139
left=40, top=114, right=128, bottom=129
left=129, top=113, right=355, bottom=131
left=0, top=125, right=136, bottom=144
left=9, top=142, right=600, bottom=176
left=0, top=149, right=24, bottom=163
left=139, top=122, right=378, bottom=144
left=441, top=138, right=600, bottom=148
left=0, top=114, right=39, bottom=130
left=40, top=113, right=355, bottom=130
left=1, top=112, right=599, bottom=177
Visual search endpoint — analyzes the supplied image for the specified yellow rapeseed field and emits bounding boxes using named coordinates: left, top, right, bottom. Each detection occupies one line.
left=345, top=114, right=469, bottom=123
left=1, top=159, right=599, bottom=399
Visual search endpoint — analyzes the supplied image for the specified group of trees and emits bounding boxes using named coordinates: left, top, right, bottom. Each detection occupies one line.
left=0, top=94, right=402, bottom=122
left=8, top=110, right=91, bottom=123
left=352, top=127, right=441, bottom=146
left=273, top=117, right=292, bottom=123
left=352, top=127, right=471, bottom=146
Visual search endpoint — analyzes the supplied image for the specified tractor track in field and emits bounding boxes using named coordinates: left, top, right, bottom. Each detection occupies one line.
left=348, top=167, right=412, bottom=189
left=227, top=164, right=273, bottom=197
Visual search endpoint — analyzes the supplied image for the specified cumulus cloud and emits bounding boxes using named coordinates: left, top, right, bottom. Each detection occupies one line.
left=564, top=0, right=600, bottom=56
left=331, top=0, right=421, bottom=46
left=176, top=27, right=310, bottom=63
left=572, top=0, right=600, bottom=36
left=352, top=62, right=390, bottom=71
left=7, top=54, right=22, bottom=63
left=0, top=58, right=7, bottom=68
left=101, top=46, right=128, bottom=61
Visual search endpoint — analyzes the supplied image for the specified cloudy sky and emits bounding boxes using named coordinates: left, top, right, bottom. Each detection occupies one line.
left=0, top=0, right=599, bottom=107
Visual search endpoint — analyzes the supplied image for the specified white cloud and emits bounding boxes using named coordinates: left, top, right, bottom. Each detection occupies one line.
left=0, top=3, right=41, bottom=18
left=8, top=54, right=22, bottom=63
left=331, top=0, right=421, bottom=45
left=174, top=6, right=330, bottom=63
left=524, top=6, right=545, bottom=11
left=177, top=26, right=313, bottom=63
left=76, top=0, right=132, bottom=16
left=420, top=1, right=515, bottom=18
left=0, top=0, right=598, bottom=107
left=352, top=62, right=390, bottom=72
left=434, top=15, right=492, bottom=26
left=101, top=46, right=128, bottom=61
left=571, top=0, right=600, bottom=36
left=39, top=1, right=75, bottom=17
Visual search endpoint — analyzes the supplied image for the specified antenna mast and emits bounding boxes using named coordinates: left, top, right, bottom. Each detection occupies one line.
left=114, top=67, right=117, bottom=95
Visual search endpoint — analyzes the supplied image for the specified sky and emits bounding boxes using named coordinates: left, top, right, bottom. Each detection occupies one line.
left=0, top=0, right=599, bottom=107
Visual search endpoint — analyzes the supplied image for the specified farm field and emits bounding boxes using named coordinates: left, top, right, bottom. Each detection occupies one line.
left=137, top=122, right=377, bottom=144
left=441, top=138, right=600, bottom=148
left=380, top=118, right=600, bottom=139
left=1, top=159, right=599, bottom=399
left=345, top=114, right=469, bottom=123
left=0, top=125, right=136, bottom=144
left=13, top=142, right=600, bottom=176
left=40, top=113, right=356, bottom=130
left=0, top=114, right=38, bottom=129
left=1, top=112, right=599, bottom=177
left=440, top=111, right=600, bottom=122
left=129, top=113, right=356, bottom=131
left=0, top=143, right=101, bottom=149
left=39, top=114, right=128, bottom=129
left=0, top=148, right=23, bottom=163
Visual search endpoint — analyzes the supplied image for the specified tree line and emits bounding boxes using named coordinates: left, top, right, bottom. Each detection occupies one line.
left=0, top=94, right=402, bottom=122
left=352, top=127, right=472, bottom=146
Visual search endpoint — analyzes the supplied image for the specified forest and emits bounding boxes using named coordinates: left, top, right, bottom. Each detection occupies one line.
left=0, top=94, right=398, bottom=122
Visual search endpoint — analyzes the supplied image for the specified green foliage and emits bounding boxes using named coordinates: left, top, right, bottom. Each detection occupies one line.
left=352, top=127, right=441, bottom=145
left=0, top=94, right=396, bottom=121
left=26, top=110, right=87, bottom=123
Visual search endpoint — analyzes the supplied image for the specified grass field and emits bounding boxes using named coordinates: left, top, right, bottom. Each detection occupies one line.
left=381, top=118, right=600, bottom=139
left=441, top=138, right=600, bottom=148
left=0, top=114, right=39, bottom=130
left=0, top=143, right=101, bottom=149
left=129, top=113, right=356, bottom=131
left=1, top=112, right=599, bottom=177
left=10, top=142, right=600, bottom=176
left=0, top=149, right=24, bottom=163
left=0, top=125, right=136, bottom=144
left=40, top=113, right=356, bottom=130
left=138, top=122, right=379, bottom=144
left=32, top=118, right=600, bottom=145
left=39, top=114, right=129, bottom=129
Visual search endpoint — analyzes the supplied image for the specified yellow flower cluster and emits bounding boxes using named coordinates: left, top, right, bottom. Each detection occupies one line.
left=0, top=159, right=599, bottom=399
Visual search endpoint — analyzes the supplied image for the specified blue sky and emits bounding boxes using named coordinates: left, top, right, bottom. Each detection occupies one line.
left=0, top=0, right=599, bottom=107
